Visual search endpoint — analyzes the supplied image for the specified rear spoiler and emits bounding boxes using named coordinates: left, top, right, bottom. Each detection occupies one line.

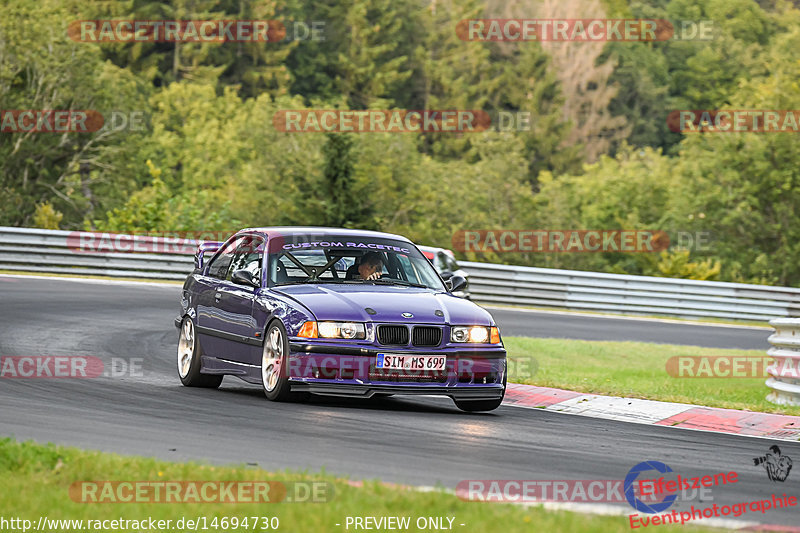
left=195, top=241, right=223, bottom=270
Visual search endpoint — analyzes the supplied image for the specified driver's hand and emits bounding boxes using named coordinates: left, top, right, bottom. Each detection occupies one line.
left=366, top=271, right=382, bottom=280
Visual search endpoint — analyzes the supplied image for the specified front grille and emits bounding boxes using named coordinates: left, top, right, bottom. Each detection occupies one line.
left=377, top=325, right=409, bottom=345
left=412, top=326, right=442, bottom=347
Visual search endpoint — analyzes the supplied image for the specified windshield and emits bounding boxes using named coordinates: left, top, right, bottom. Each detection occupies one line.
left=266, top=235, right=445, bottom=290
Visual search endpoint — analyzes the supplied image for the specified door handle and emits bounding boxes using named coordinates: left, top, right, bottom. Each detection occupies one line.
left=214, top=292, right=222, bottom=302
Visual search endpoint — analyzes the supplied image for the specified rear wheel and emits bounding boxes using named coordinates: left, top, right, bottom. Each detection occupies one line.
left=177, top=317, right=223, bottom=388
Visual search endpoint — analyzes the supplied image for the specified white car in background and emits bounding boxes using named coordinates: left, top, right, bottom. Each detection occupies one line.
left=417, top=245, right=471, bottom=299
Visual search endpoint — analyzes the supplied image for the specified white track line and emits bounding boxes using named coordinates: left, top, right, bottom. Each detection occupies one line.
left=0, top=273, right=180, bottom=288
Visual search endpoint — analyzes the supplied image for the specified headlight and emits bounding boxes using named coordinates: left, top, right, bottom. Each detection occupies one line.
left=317, top=321, right=366, bottom=339
left=451, top=326, right=500, bottom=343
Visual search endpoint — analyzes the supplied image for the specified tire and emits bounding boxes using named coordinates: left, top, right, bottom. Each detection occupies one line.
left=177, top=317, right=223, bottom=388
left=261, top=320, right=294, bottom=401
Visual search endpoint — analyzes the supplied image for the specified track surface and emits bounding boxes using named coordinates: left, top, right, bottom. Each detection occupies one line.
left=0, top=276, right=795, bottom=526
left=488, top=307, right=769, bottom=349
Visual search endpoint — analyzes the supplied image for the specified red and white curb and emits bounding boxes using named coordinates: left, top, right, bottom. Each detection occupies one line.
left=503, top=383, right=800, bottom=441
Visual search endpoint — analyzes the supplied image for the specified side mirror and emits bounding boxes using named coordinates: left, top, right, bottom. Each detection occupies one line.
left=439, top=271, right=454, bottom=281
left=231, top=269, right=259, bottom=288
left=446, top=274, right=467, bottom=293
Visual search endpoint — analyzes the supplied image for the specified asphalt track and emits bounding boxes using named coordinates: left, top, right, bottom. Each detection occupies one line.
left=0, top=275, right=795, bottom=527
left=487, top=307, right=770, bottom=350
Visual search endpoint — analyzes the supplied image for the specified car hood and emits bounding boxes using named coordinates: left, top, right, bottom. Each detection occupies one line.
left=273, top=284, right=492, bottom=325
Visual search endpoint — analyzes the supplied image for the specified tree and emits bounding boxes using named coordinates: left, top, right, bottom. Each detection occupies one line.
left=413, top=0, right=580, bottom=181
left=531, top=0, right=631, bottom=162
left=85, top=0, right=295, bottom=99
left=286, top=0, right=416, bottom=108
left=0, top=0, right=152, bottom=228
left=318, top=133, right=375, bottom=227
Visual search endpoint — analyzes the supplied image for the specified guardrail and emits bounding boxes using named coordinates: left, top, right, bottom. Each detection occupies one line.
left=0, top=227, right=194, bottom=280
left=460, top=261, right=800, bottom=321
left=766, top=318, right=800, bottom=406
left=2, top=226, right=800, bottom=321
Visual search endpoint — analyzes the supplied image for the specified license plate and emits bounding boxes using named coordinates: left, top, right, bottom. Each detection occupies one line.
left=376, top=353, right=447, bottom=371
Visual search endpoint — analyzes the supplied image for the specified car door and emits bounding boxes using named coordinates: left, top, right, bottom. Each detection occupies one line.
left=195, top=235, right=244, bottom=358
left=213, top=235, right=265, bottom=366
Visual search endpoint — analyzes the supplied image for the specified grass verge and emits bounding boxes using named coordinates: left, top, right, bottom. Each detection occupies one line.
left=504, top=336, right=800, bottom=416
left=0, top=438, right=708, bottom=533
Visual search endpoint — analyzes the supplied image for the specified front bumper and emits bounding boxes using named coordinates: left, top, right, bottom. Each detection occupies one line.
left=285, top=341, right=506, bottom=394
left=289, top=382, right=504, bottom=400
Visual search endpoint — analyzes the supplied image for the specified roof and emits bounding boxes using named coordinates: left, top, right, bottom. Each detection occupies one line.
left=236, top=226, right=412, bottom=242
left=417, top=244, right=456, bottom=259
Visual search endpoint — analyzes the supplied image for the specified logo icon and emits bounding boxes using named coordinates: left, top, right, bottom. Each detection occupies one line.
left=624, top=461, right=678, bottom=514
left=754, top=445, right=793, bottom=482
left=401, top=312, right=413, bottom=318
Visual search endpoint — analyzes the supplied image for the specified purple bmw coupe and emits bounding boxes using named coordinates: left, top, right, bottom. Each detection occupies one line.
left=175, top=227, right=506, bottom=412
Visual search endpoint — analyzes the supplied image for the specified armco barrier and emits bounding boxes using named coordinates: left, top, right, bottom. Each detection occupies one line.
left=766, top=318, right=800, bottom=405
left=0, top=227, right=194, bottom=280
left=460, top=261, right=800, bottom=321
left=1, top=226, right=800, bottom=321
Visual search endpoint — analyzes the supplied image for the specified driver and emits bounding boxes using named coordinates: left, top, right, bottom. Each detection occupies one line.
left=346, top=251, right=384, bottom=280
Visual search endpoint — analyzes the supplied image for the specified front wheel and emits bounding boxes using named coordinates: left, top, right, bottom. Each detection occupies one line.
left=261, top=320, right=294, bottom=401
left=177, top=317, right=223, bottom=388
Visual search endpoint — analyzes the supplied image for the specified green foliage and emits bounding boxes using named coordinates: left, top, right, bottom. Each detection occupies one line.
left=32, top=202, right=63, bottom=230
left=319, top=133, right=375, bottom=227
left=92, top=167, right=240, bottom=234
left=287, top=0, right=417, bottom=108
left=0, top=0, right=152, bottom=228
left=6, top=0, right=800, bottom=288
left=650, top=250, right=721, bottom=281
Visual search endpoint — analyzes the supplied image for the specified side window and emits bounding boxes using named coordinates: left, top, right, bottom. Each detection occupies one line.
left=435, top=252, right=448, bottom=272
left=445, top=255, right=459, bottom=272
left=227, top=236, right=264, bottom=282
left=395, top=254, right=421, bottom=284
left=206, top=237, right=242, bottom=280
